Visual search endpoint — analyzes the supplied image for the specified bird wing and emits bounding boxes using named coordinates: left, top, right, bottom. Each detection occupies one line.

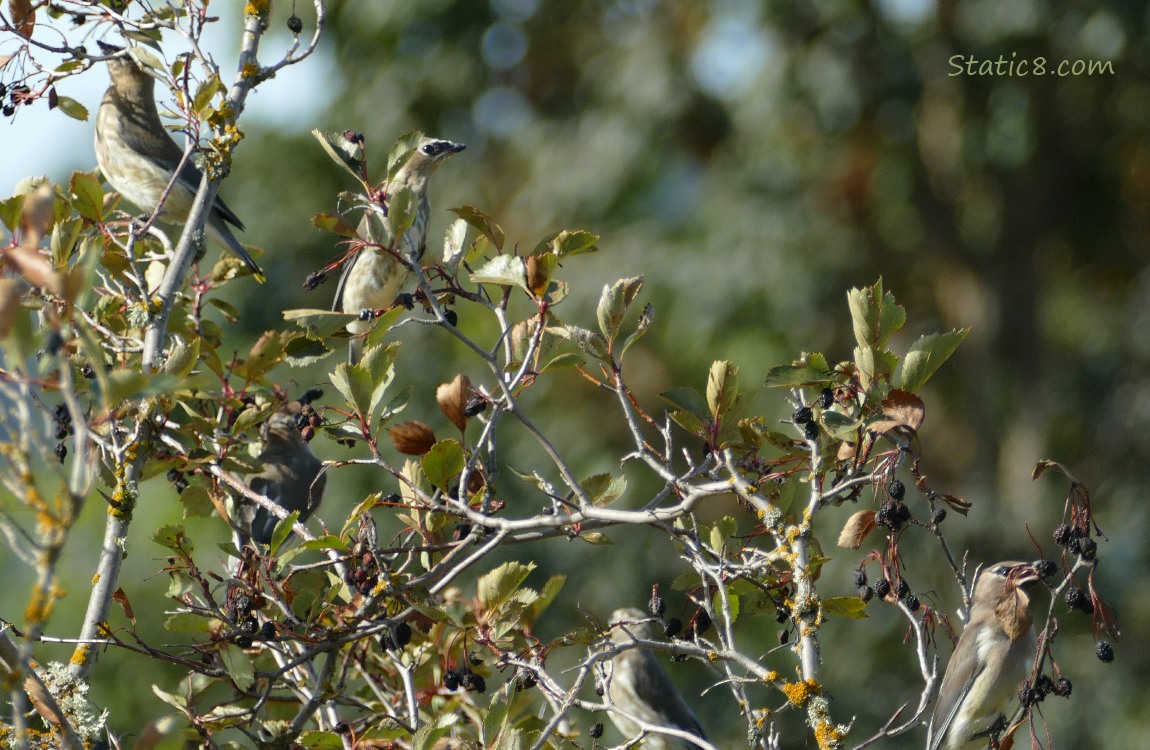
left=331, top=247, right=363, bottom=314
left=926, top=650, right=984, bottom=750
left=629, top=652, right=708, bottom=743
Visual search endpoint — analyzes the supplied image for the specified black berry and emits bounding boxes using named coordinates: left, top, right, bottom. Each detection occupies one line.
left=379, top=620, right=413, bottom=651
left=819, top=388, right=834, bottom=408
left=444, top=670, right=460, bottom=690
left=793, top=406, right=813, bottom=424
left=234, top=635, right=253, bottom=648
left=664, top=618, right=682, bottom=638
left=589, top=722, right=604, bottom=739
left=1034, top=674, right=1054, bottom=699
left=931, top=507, right=946, bottom=525
left=894, top=579, right=910, bottom=599
left=1052, top=524, right=1071, bottom=546
left=1053, top=677, right=1072, bottom=697
left=775, top=605, right=791, bottom=623
left=873, top=578, right=891, bottom=598
left=1079, top=538, right=1097, bottom=561
left=1096, top=641, right=1114, bottom=663
left=887, top=478, right=905, bottom=500
left=287, top=14, right=303, bottom=33
left=853, top=569, right=867, bottom=587
left=688, top=610, right=711, bottom=638
left=859, top=585, right=873, bottom=603
left=905, top=594, right=920, bottom=612
left=803, top=421, right=819, bottom=441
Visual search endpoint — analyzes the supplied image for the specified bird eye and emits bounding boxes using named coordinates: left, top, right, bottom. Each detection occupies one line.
left=421, top=144, right=436, bottom=155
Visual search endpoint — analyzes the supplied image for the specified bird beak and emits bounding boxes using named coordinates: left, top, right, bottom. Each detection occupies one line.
left=96, top=40, right=124, bottom=56
left=447, top=142, right=467, bottom=154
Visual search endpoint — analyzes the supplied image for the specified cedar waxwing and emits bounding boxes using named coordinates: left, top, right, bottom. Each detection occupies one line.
left=94, top=43, right=264, bottom=281
left=332, top=136, right=465, bottom=361
left=599, top=608, right=708, bottom=750
left=237, top=404, right=326, bottom=546
left=926, top=561, right=1042, bottom=750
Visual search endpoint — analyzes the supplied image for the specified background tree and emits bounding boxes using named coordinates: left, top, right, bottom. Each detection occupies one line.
left=0, top=1, right=1140, bottom=749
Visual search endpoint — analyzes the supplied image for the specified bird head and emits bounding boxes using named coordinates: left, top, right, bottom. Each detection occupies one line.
left=608, top=607, right=654, bottom=644
left=395, top=136, right=466, bottom=190
left=973, top=561, right=1042, bottom=641
left=97, top=41, right=154, bottom=95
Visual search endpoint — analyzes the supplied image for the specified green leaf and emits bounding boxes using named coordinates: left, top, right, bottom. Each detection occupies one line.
left=164, top=613, right=213, bottom=633
left=242, top=330, right=296, bottom=380
left=69, top=170, right=103, bottom=221
left=709, top=516, right=738, bottom=554
left=847, top=279, right=905, bottom=349
left=442, top=217, right=469, bottom=267
left=536, top=228, right=599, bottom=258
left=619, top=302, right=653, bottom=360
left=311, top=129, right=366, bottom=183
left=179, top=485, right=213, bottom=519
left=539, top=351, right=584, bottom=373
left=311, top=212, right=359, bottom=238
left=192, top=76, right=223, bottom=117
left=822, top=596, right=869, bottom=619
left=478, top=561, right=536, bottom=611
left=450, top=204, right=505, bottom=250
left=217, top=642, right=255, bottom=691
left=330, top=361, right=375, bottom=423
left=284, top=308, right=359, bottom=340
left=411, top=713, right=459, bottom=750
left=297, top=732, right=345, bottom=750
left=596, top=275, right=643, bottom=343
left=896, top=329, right=969, bottom=393
left=668, top=409, right=706, bottom=436
left=422, top=439, right=465, bottom=492
left=360, top=340, right=398, bottom=415
left=547, top=325, right=609, bottom=362
left=385, top=130, right=424, bottom=180
left=269, top=510, right=301, bottom=555
left=579, top=473, right=627, bottom=506
left=763, top=362, right=833, bottom=387
left=388, top=185, right=416, bottom=238
left=820, top=410, right=862, bottom=440
left=706, top=360, right=739, bottom=421
left=470, top=255, right=527, bottom=290
left=152, top=525, right=191, bottom=553
left=660, top=386, right=709, bottom=418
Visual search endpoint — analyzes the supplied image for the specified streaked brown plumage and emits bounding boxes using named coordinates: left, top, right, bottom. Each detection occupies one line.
left=601, top=608, right=708, bottom=750
left=333, top=136, right=465, bottom=361
left=926, top=561, right=1042, bottom=750
left=95, top=45, right=263, bottom=280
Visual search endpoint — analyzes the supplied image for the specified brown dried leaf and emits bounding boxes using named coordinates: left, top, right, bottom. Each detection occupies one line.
left=112, top=587, right=137, bottom=626
left=937, top=493, right=972, bottom=516
left=388, top=420, right=437, bottom=456
left=995, top=588, right=1032, bottom=642
left=836, top=441, right=856, bottom=461
left=9, top=0, right=35, bottom=40
left=5, top=245, right=59, bottom=293
left=837, top=509, right=876, bottom=549
left=870, top=388, right=925, bottom=437
left=0, top=279, right=23, bottom=339
left=19, top=181, right=55, bottom=247
left=1030, top=458, right=1081, bottom=484
left=436, top=373, right=473, bottom=432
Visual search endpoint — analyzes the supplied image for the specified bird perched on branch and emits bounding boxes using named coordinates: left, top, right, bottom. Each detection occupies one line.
left=94, top=43, right=264, bottom=281
left=236, top=403, right=326, bottom=548
left=333, top=136, right=465, bottom=362
left=600, top=608, right=709, bottom=750
left=926, top=561, right=1042, bottom=750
